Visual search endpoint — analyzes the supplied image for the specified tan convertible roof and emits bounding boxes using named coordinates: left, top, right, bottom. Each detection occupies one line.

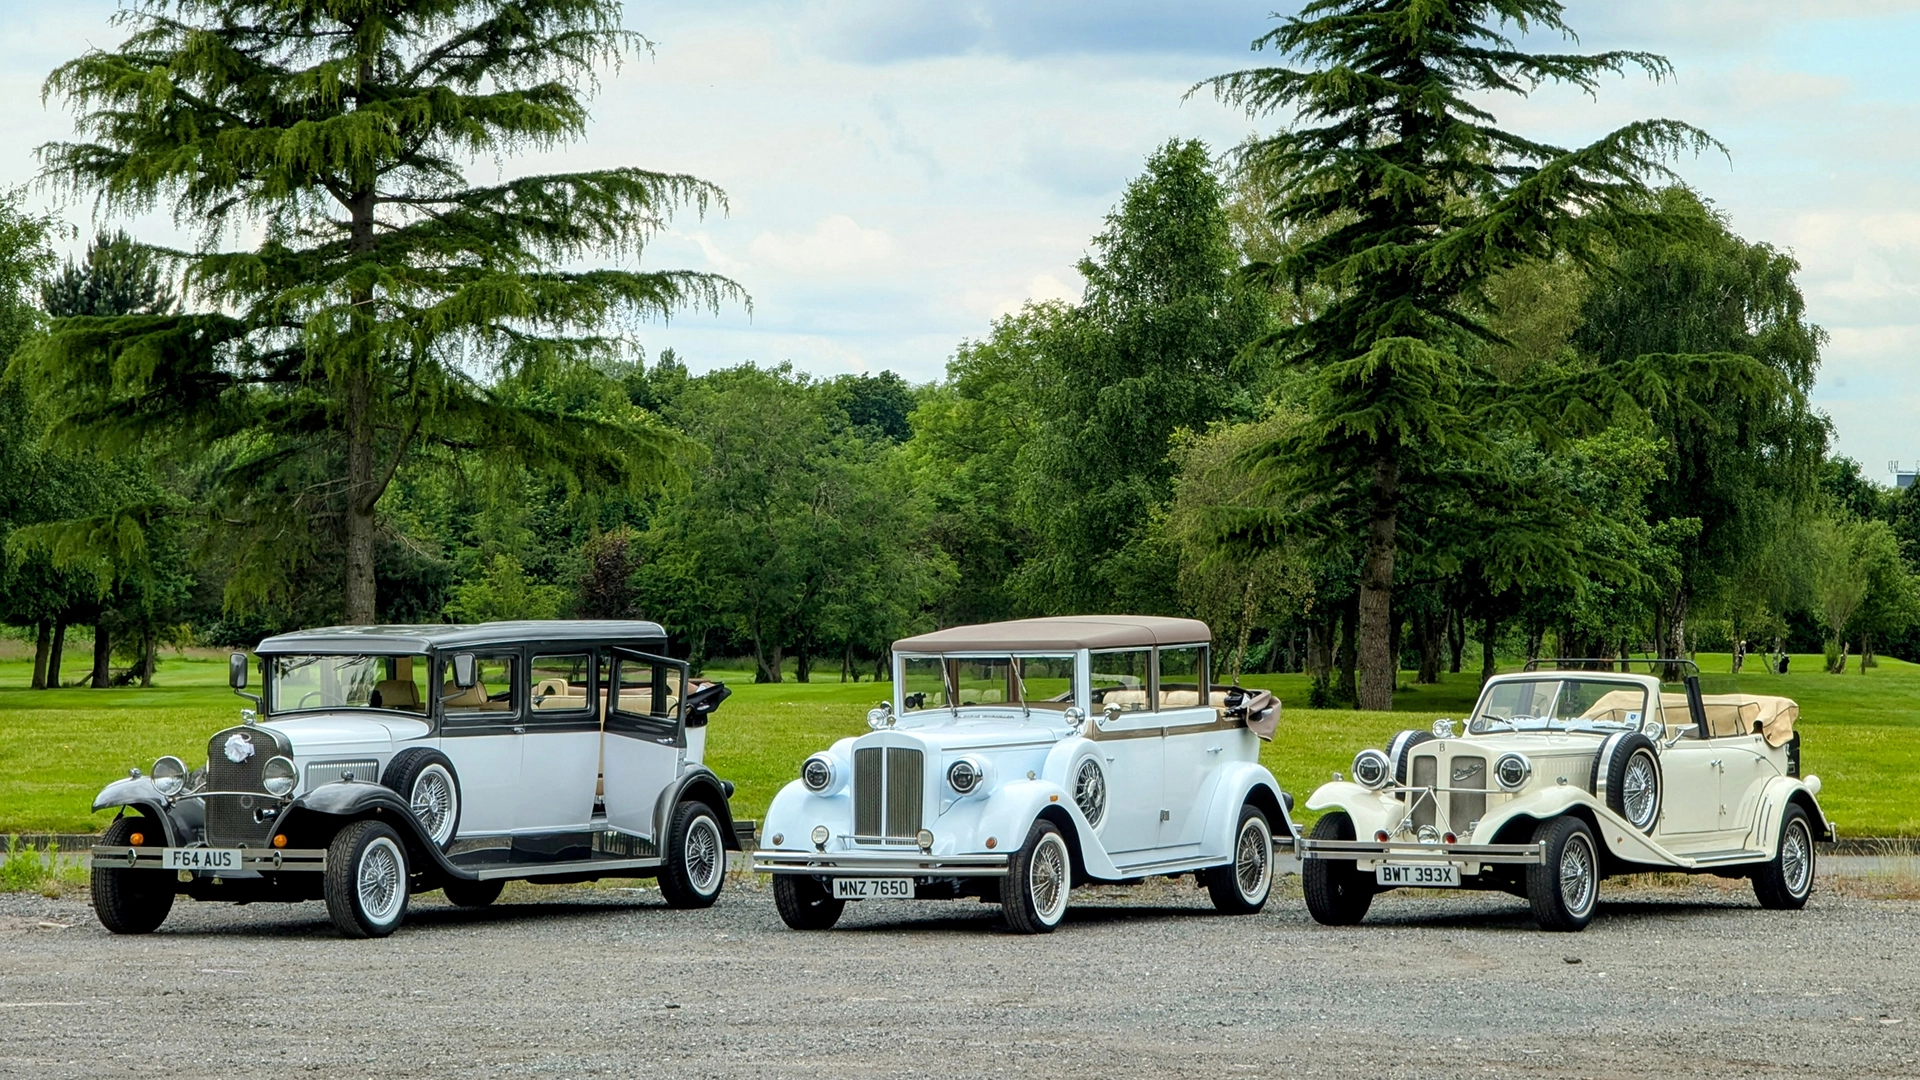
left=894, top=616, right=1212, bottom=653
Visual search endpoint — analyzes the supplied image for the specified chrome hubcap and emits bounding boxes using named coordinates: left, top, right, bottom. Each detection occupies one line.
left=1074, top=760, right=1106, bottom=829
left=412, top=766, right=456, bottom=845
left=1621, top=752, right=1658, bottom=830
left=357, top=837, right=405, bottom=924
left=1030, top=833, right=1069, bottom=924
left=1782, top=819, right=1812, bottom=896
left=685, top=815, right=722, bottom=894
left=1235, top=817, right=1271, bottom=900
left=1560, top=833, right=1596, bottom=916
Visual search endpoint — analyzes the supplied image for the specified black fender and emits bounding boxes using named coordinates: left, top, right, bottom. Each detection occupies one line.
left=656, top=766, right=743, bottom=849
left=91, top=777, right=200, bottom=846
left=277, top=782, right=479, bottom=884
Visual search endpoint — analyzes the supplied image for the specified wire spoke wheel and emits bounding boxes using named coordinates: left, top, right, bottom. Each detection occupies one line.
left=411, top=766, right=457, bottom=846
left=357, top=837, right=405, bottom=925
left=1236, top=819, right=1270, bottom=897
left=1781, top=818, right=1812, bottom=896
left=1029, top=833, right=1069, bottom=923
left=685, top=815, right=723, bottom=895
left=1621, top=753, right=1658, bottom=830
left=1559, top=833, right=1596, bottom=917
left=1073, top=759, right=1106, bottom=829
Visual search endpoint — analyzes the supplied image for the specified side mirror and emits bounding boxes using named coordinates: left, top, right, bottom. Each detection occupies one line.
left=1100, top=702, right=1121, bottom=728
left=451, top=653, right=477, bottom=689
left=229, top=652, right=249, bottom=690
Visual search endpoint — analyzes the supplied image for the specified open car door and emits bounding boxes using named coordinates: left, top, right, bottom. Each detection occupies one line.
left=603, top=648, right=689, bottom=842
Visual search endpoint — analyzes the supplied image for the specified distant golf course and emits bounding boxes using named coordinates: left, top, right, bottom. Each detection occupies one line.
left=3, top=644, right=1914, bottom=837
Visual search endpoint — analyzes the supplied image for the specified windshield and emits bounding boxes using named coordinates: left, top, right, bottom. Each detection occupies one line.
left=269, top=654, right=429, bottom=714
left=1471, top=677, right=1650, bottom=735
left=899, top=655, right=1077, bottom=713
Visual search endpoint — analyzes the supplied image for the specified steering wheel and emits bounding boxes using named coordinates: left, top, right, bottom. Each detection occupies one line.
left=299, top=691, right=323, bottom=708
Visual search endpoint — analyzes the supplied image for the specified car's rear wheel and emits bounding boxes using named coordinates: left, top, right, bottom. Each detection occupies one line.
left=1302, top=811, right=1373, bottom=926
left=658, top=800, right=726, bottom=909
left=324, top=820, right=411, bottom=938
left=1000, top=819, right=1071, bottom=934
left=441, top=878, right=505, bottom=908
left=1206, top=803, right=1273, bottom=915
left=1526, top=816, right=1599, bottom=932
left=1752, top=803, right=1816, bottom=910
left=772, top=874, right=845, bottom=930
left=92, top=815, right=174, bottom=935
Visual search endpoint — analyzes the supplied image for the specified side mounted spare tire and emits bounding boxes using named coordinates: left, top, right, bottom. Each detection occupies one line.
left=1386, top=729, right=1435, bottom=785
left=1591, top=732, right=1661, bottom=834
left=382, top=748, right=461, bottom=849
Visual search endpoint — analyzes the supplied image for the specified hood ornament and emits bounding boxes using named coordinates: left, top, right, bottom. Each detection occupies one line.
left=223, top=732, right=257, bottom=764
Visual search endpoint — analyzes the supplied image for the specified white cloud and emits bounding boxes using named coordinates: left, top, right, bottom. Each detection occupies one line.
left=746, top=214, right=896, bottom=273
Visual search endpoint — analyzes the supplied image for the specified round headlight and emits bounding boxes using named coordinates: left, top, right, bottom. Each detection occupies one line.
left=915, top=829, right=934, bottom=852
left=1494, top=752, right=1532, bottom=791
left=866, top=705, right=893, bottom=730
left=1431, top=718, right=1456, bottom=738
left=262, top=755, right=297, bottom=798
left=801, top=754, right=836, bottom=793
left=151, top=755, right=187, bottom=797
left=810, top=825, right=830, bottom=849
left=1351, top=749, right=1391, bottom=790
left=1641, top=717, right=1665, bottom=740
left=1063, top=705, right=1087, bottom=730
left=946, top=757, right=984, bottom=796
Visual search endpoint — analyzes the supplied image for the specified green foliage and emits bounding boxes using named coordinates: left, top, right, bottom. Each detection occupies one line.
left=443, top=552, right=566, bottom=623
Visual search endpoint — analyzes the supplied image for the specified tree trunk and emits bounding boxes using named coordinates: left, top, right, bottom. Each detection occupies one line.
left=47, top=621, right=66, bottom=688
left=1305, top=619, right=1330, bottom=686
left=1481, top=615, right=1498, bottom=685
left=31, top=619, right=51, bottom=689
left=92, top=622, right=112, bottom=688
left=1658, top=587, right=1689, bottom=682
left=795, top=645, right=811, bottom=684
left=1416, top=609, right=1442, bottom=684
left=1357, top=452, right=1400, bottom=711
left=1447, top=606, right=1464, bottom=674
left=1524, top=624, right=1542, bottom=663
left=342, top=365, right=378, bottom=624
left=1336, top=595, right=1359, bottom=705
left=139, top=625, right=156, bottom=688
left=1861, top=632, right=1876, bottom=670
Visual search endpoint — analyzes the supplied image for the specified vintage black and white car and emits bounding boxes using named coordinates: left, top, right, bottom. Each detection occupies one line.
left=1300, top=661, right=1831, bottom=931
left=88, top=620, right=740, bottom=937
left=753, top=616, right=1291, bottom=933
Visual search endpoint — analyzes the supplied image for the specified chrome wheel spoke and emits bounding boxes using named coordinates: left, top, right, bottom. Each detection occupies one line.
left=687, top=819, right=721, bottom=892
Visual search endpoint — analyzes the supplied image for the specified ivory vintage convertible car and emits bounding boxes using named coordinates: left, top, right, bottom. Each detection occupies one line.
left=753, top=616, right=1290, bottom=933
left=1301, top=661, right=1830, bottom=931
left=89, top=621, right=739, bottom=937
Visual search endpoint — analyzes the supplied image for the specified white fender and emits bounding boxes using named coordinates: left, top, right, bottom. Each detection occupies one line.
left=973, top=779, right=1124, bottom=880
left=1195, top=761, right=1292, bottom=861
left=1747, top=777, right=1831, bottom=854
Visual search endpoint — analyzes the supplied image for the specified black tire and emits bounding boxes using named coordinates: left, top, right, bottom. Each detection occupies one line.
left=1206, top=803, right=1274, bottom=915
left=1302, top=811, right=1374, bottom=926
left=441, top=878, right=505, bottom=908
left=381, top=749, right=461, bottom=850
left=1525, top=817, right=1600, bottom=932
left=92, top=816, right=174, bottom=935
left=657, top=800, right=726, bottom=909
left=1591, top=733, right=1661, bottom=834
left=1752, top=803, right=1816, bottom=910
left=1387, top=730, right=1435, bottom=784
left=772, top=874, right=845, bottom=930
left=1000, top=818, right=1072, bottom=934
left=324, top=820, right=411, bottom=938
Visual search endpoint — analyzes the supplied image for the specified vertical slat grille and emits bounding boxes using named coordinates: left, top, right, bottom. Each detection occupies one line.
left=1449, top=755, right=1487, bottom=831
left=885, top=747, right=923, bottom=839
left=203, top=726, right=286, bottom=847
left=852, top=747, right=884, bottom=838
left=1410, top=754, right=1437, bottom=831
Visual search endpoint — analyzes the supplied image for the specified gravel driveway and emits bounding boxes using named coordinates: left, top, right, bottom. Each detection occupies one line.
left=2, top=874, right=1916, bottom=1079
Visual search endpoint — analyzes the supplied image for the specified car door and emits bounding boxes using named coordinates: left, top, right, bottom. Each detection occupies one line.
left=602, top=648, right=687, bottom=843
left=517, top=651, right=602, bottom=832
left=436, top=653, right=523, bottom=837
left=1154, top=644, right=1222, bottom=853
left=1088, top=648, right=1162, bottom=857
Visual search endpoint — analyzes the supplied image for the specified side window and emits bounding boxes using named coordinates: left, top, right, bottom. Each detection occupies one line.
left=1090, top=649, right=1152, bottom=712
left=530, top=654, right=593, bottom=715
left=442, top=655, right=518, bottom=716
left=610, top=655, right=681, bottom=726
left=1157, top=645, right=1209, bottom=710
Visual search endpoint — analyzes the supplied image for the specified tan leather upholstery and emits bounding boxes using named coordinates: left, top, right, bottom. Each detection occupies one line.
left=373, top=680, right=422, bottom=712
left=1658, top=692, right=1799, bottom=742
left=442, top=681, right=506, bottom=711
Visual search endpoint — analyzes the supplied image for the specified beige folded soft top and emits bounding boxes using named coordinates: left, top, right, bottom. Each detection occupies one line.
left=1658, top=692, right=1799, bottom=745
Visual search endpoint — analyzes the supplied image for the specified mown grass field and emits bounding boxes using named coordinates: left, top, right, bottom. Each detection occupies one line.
left=2, top=643, right=1915, bottom=836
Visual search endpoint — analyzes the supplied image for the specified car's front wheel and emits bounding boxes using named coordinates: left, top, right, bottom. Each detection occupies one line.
left=324, top=820, right=411, bottom=938
left=1526, top=816, right=1600, bottom=932
left=1206, top=803, right=1274, bottom=915
left=92, top=815, right=174, bottom=934
left=1302, top=811, right=1373, bottom=926
left=658, top=800, right=726, bottom=909
left=1001, top=818, right=1072, bottom=934
left=1752, top=803, right=1816, bottom=910
left=772, top=875, right=845, bottom=930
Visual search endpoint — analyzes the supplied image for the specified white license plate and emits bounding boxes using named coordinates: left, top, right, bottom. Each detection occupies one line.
left=1376, top=863, right=1461, bottom=887
left=832, top=877, right=914, bottom=900
left=162, top=848, right=243, bottom=872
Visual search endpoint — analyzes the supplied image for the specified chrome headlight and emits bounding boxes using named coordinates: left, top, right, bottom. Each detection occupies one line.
left=1351, top=749, right=1391, bottom=790
left=261, top=755, right=297, bottom=798
left=1494, top=752, right=1532, bottom=791
left=1431, top=718, right=1456, bottom=738
left=801, top=753, right=844, bottom=795
left=1063, top=704, right=1087, bottom=730
left=151, top=756, right=187, bottom=797
left=946, top=755, right=993, bottom=798
left=866, top=702, right=894, bottom=730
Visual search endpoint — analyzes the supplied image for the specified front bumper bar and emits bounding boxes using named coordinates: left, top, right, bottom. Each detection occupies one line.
left=1298, top=838, right=1548, bottom=865
left=90, top=846, right=328, bottom=872
left=752, top=849, right=1011, bottom=878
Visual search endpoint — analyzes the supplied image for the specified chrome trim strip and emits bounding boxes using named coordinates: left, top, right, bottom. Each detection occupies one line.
left=752, top=850, right=1010, bottom=877
left=89, top=846, right=327, bottom=871
left=1298, top=838, right=1548, bottom=865
left=479, top=856, right=664, bottom=881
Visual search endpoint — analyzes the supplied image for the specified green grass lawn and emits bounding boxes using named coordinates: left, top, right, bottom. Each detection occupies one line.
left=2, top=648, right=1915, bottom=836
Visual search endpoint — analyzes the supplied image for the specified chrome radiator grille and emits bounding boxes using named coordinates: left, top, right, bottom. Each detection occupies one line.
left=1410, top=754, right=1438, bottom=831
left=851, top=744, right=925, bottom=842
left=1408, top=750, right=1488, bottom=833
left=203, top=725, right=288, bottom=847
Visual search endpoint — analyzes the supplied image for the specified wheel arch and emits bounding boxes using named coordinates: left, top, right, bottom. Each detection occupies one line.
left=278, top=785, right=476, bottom=886
left=1034, top=803, right=1086, bottom=885
left=655, top=767, right=743, bottom=849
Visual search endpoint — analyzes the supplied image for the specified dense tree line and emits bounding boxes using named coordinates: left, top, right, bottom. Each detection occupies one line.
left=4, top=0, right=1915, bottom=691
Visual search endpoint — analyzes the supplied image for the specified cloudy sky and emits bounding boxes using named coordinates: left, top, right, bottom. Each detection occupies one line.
left=2, top=1, right=1917, bottom=478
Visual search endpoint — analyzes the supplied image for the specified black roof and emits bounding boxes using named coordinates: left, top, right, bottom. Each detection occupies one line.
left=254, top=620, right=668, bottom=655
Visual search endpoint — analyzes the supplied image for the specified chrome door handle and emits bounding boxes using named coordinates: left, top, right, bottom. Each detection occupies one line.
left=512, top=725, right=526, bottom=734
left=1206, top=745, right=1224, bottom=754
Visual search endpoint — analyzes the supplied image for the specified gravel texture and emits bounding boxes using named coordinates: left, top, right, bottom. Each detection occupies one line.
left=2, top=873, right=1917, bottom=1079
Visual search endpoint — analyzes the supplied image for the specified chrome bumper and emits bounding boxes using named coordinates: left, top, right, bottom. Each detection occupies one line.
left=90, top=846, right=328, bottom=872
left=752, top=849, right=1010, bottom=878
left=1298, top=838, right=1548, bottom=865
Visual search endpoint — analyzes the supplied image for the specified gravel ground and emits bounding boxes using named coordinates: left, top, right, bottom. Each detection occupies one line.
left=2, top=873, right=1916, bottom=1080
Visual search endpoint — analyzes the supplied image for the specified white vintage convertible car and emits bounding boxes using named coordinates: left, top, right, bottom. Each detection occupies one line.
left=1300, top=662, right=1830, bottom=931
left=752, top=616, right=1291, bottom=933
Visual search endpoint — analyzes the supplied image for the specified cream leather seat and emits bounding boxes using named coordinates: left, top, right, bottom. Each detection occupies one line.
left=372, top=680, right=422, bottom=712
